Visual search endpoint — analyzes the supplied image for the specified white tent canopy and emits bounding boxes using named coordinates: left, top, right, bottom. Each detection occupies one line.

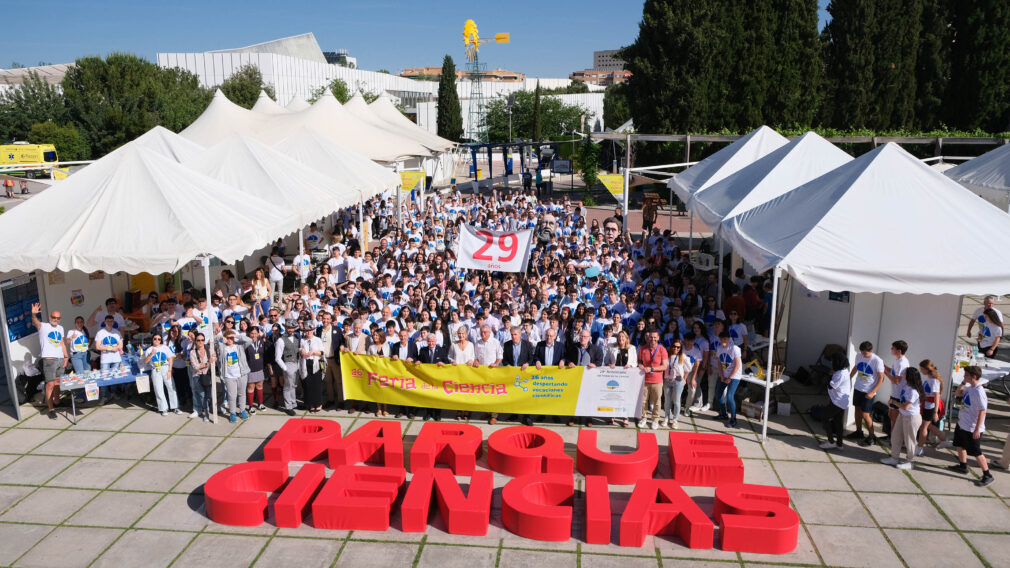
left=185, top=136, right=359, bottom=230
left=944, top=142, right=1010, bottom=212
left=257, top=92, right=431, bottom=163
left=274, top=127, right=400, bottom=199
left=368, top=93, right=456, bottom=153
left=251, top=90, right=290, bottom=115
left=690, top=132, right=853, bottom=234
left=180, top=89, right=272, bottom=147
left=124, top=125, right=205, bottom=162
left=722, top=143, right=1010, bottom=296
left=286, top=97, right=311, bottom=112
left=0, top=145, right=297, bottom=274
left=669, top=125, right=788, bottom=203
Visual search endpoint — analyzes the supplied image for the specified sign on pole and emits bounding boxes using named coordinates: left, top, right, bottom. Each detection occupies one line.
left=454, top=224, right=533, bottom=273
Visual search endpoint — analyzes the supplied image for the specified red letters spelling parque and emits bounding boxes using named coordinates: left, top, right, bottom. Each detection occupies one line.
left=204, top=419, right=798, bottom=554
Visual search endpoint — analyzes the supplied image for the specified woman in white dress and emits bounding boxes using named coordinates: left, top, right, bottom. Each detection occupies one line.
left=449, top=326, right=476, bottom=420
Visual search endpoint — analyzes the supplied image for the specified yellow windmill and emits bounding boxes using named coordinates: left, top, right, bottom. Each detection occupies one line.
left=462, top=19, right=509, bottom=142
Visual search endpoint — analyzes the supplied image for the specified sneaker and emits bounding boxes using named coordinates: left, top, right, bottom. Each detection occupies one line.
left=188, top=411, right=199, bottom=418
left=896, top=461, right=913, bottom=470
left=947, top=463, right=969, bottom=474
left=659, top=418, right=668, bottom=428
left=700, top=404, right=711, bottom=412
left=650, top=421, right=659, bottom=430
left=47, top=410, right=57, bottom=420
left=671, top=420, right=679, bottom=430
left=858, top=436, right=876, bottom=447
left=937, top=440, right=953, bottom=449
left=248, top=406, right=256, bottom=414
left=258, top=403, right=267, bottom=411
left=976, top=473, right=995, bottom=487
left=845, top=431, right=866, bottom=440
left=637, top=418, right=648, bottom=428
left=819, top=440, right=837, bottom=450
left=914, top=446, right=924, bottom=457
left=880, top=456, right=900, bottom=466
left=833, top=443, right=845, bottom=450
left=203, top=415, right=211, bottom=422
left=285, top=408, right=296, bottom=416
left=724, top=420, right=737, bottom=428
left=173, top=409, right=182, bottom=415
left=239, top=411, right=249, bottom=420
left=160, top=411, right=167, bottom=416
left=229, top=413, right=237, bottom=423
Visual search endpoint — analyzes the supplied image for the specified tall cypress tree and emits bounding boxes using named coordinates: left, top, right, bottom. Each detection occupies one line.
left=948, top=1, right=1010, bottom=131
left=727, top=0, right=774, bottom=130
left=821, top=0, right=877, bottom=128
left=913, top=0, right=950, bottom=130
left=869, top=0, right=922, bottom=129
left=532, top=81, right=542, bottom=141
left=765, top=0, right=821, bottom=127
left=436, top=55, right=463, bottom=142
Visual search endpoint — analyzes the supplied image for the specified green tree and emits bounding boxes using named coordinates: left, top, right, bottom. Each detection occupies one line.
left=820, top=1, right=877, bottom=128
left=309, top=77, right=351, bottom=103
left=913, top=0, right=951, bottom=129
left=603, top=83, right=631, bottom=129
left=436, top=55, right=463, bottom=142
left=532, top=81, right=542, bottom=141
left=0, top=70, right=68, bottom=142
left=485, top=89, right=588, bottom=142
left=28, top=121, right=90, bottom=161
left=542, top=80, right=591, bottom=95
left=948, top=1, right=1010, bottom=131
left=870, top=0, right=922, bottom=129
left=61, top=53, right=210, bottom=157
left=218, top=64, right=276, bottom=109
left=576, top=133, right=600, bottom=188
left=764, top=0, right=821, bottom=127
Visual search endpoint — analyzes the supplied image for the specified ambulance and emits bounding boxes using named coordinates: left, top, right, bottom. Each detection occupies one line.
left=0, top=142, right=59, bottom=178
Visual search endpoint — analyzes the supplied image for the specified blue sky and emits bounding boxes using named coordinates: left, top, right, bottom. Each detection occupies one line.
left=7, top=1, right=829, bottom=77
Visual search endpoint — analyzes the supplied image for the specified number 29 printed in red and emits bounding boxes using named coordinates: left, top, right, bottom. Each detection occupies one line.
left=454, top=225, right=534, bottom=273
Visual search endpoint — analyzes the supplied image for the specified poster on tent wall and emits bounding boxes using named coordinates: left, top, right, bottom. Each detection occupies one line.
left=1, top=273, right=40, bottom=342
left=454, top=224, right=533, bottom=273
left=600, top=174, right=624, bottom=201
left=400, top=171, right=425, bottom=192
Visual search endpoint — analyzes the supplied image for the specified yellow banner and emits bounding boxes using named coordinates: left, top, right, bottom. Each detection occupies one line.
left=600, top=174, right=624, bottom=198
left=400, top=171, right=425, bottom=192
left=340, top=352, right=645, bottom=417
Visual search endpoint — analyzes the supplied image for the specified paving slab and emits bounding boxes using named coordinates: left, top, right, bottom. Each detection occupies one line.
left=252, top=535, right=344, bottom=568
left=110, top=460, right=195, bottom=492
left=0, top=454, right=76, bottom=485
left=739, top=525, right=821, bottom=565
left=17, top=408, right=81, bottom=429
left=497, top=548, right=577, bottom=568
left=0, top=484, right=34, bottom=512
left=579, top=554, right=661, bottom=568
left=772, top=460, right=850, bottom=491
left=204, top=436, right=265, bottom=464
left=740, top=458, right=782, bottom=486
left=0, top=452, right=18, bottom=470
left=805, top=525, right=903, bottom=568
left=932, top=495, right=1010, bottom=531
left=15, top=526, right=122, bottom=568
left=91, top=529, right=196, bottom=568
left=836, top=462, right=921, bottom=493
left=0, top=427, right=59, bottom=453
left=173, top=533, right=268, bottom=568
left=1, top=487, right=98, bottom=524
left=416, top=543, right=499, bottom=568
left=45, top=457, right=135, bottom=489
left=336, top=541, right=418, bottom=567
left=964, top=532, right=1010, bottom=567
left=172, top=462, right=228, bottom=494
left=908, top=466, right=993, bottom=495
left=231, top=414, right=309, bottom=438
left=885, top=528, right=984, bottom=568
left=656, top=534, right=741, bottom=561
left=74, top=408, right=144, bottom=431
left=145, top=435, right=221, bottom=462
left=135, top=493, right=210, bottom=531
left=789, top=489, right=876, bottom=527
left=66, top=490, right=162, bottom=528
left=0, top=522, right=53, bottom=565
left=860, top=493, right=951, bottom=529
left=175, top=415, right=245, bottom=436
left=761, top=436, right=832, bottom=462
left=32, top=429, right=112, bottom=456
left=121, top=411, right=188, bottom=434
left=86, top=432, right=167, bottom=459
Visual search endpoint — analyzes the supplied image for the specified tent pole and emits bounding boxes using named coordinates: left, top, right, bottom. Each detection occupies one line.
left=299, top=228, right=304, bottom=256
left=761, top=266, right=780, bottom=442
left=358, top=199, right=365, bottom=252
left=623, top=134, right=630, bottom=226
left=717, top=238, right=724, bottom=308
left=203, top=256, right=218, bottom=425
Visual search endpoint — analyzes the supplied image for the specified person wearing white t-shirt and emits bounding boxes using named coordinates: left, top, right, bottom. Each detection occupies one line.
left=267, top=247, right=287, bottom=308
left=977, top=308, right=1004, bottom=358
left=885, top=340, right=909, bottom=441
left=967, top=295, right=1003, bottom=337
left=881, top=367, right=922, bottom=470
left=849, top=341, right=886, bottom=446
left=31, top=303, right=68, bottom=419
left=143, top=333, right=180, bottom=415
left=87, top=297, right=126, bottom=331
left=292, top=249, right=312, bottom=284
left=820, top=352, right=851, bottom=450
left=714, top=331, right=742, bottom=428
left=65, top=316, right=90, bottom=375
left=947, top=366, right=994, bottom=486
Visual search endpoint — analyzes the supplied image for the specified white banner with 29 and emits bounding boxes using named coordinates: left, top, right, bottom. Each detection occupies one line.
left=454, top=224, right=533, bottom=273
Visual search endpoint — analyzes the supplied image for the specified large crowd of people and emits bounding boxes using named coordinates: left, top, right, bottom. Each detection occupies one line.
left=29, top=187, right=1007, bottom=483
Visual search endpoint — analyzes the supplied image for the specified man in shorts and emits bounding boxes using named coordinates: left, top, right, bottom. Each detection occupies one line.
left=849, top=341, right=885, bottom=446
left=31, top=302, right=68, bottom=419
left=947, top=366, right=994, bottom=486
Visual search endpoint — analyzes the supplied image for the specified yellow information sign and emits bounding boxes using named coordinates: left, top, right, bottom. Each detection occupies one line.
left=400, top=171, right=425, bottom=192
left=599, top=174, right=624, bottom=199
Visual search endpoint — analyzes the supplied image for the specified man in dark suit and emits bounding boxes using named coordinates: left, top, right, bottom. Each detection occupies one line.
left=390, top=328, right=419, bottom=418
left=416, top=333, right=449, bottom=421
left=503, top=327, right=535, bottom=425
left=317, top=312, right=346, bottom=410
left=566, top=328, right=605, bottom=426
left=532, top=327, right=566, bottom=425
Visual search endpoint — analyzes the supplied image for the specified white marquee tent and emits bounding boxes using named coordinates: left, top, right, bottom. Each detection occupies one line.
left=0, top=145, right=297, bottom=274
left=274, top=127, right=401, bottom=199
left=366, top=93, right=456, bottom=153
left=251, top=90, right=290, bottom=115
left=125, top=125, right=205, bottom=163
left=180, top=89, right=272, bottom=147
left=944, top=142, right=1010, bottom=212
left=286, top=97, right=311, bottom=112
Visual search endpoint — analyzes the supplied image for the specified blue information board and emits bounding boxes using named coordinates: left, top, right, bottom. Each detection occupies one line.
left=2, top=272, right=40, bottom=343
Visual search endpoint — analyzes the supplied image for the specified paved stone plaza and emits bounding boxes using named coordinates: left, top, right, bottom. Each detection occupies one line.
left=1, top=370, right=1009, bottom=568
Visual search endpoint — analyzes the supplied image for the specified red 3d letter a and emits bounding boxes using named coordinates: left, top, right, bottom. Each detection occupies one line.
left=667, top=432, right=744, bottom=486
left=204, top=461, right=288, bottom=526
left=619, top=478, right=714, bottom=548
left=328, top=420, right=404, bottom=468
left=409, top=422, right=484, bottom=475
left=714, top=483, right=799, bottom=554
left=577, top=429, right=658, bottom=484
left=501, top=473, right=574, bottom=541
left=400, top=468, right=493, bottom=535
left=487, top=426, right=573, bottom=478
left=263, top=418, right=341, bottom=463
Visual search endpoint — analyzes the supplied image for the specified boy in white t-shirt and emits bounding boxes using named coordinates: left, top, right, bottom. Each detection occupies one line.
left=885, top=340, right=909, bottom=441
left=848, top=341, right=885, bottom=446
left=946, top=366, right=994, bottom=486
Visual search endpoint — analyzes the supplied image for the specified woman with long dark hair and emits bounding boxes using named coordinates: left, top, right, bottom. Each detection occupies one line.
left=882, top=367, right=923, bottom=470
